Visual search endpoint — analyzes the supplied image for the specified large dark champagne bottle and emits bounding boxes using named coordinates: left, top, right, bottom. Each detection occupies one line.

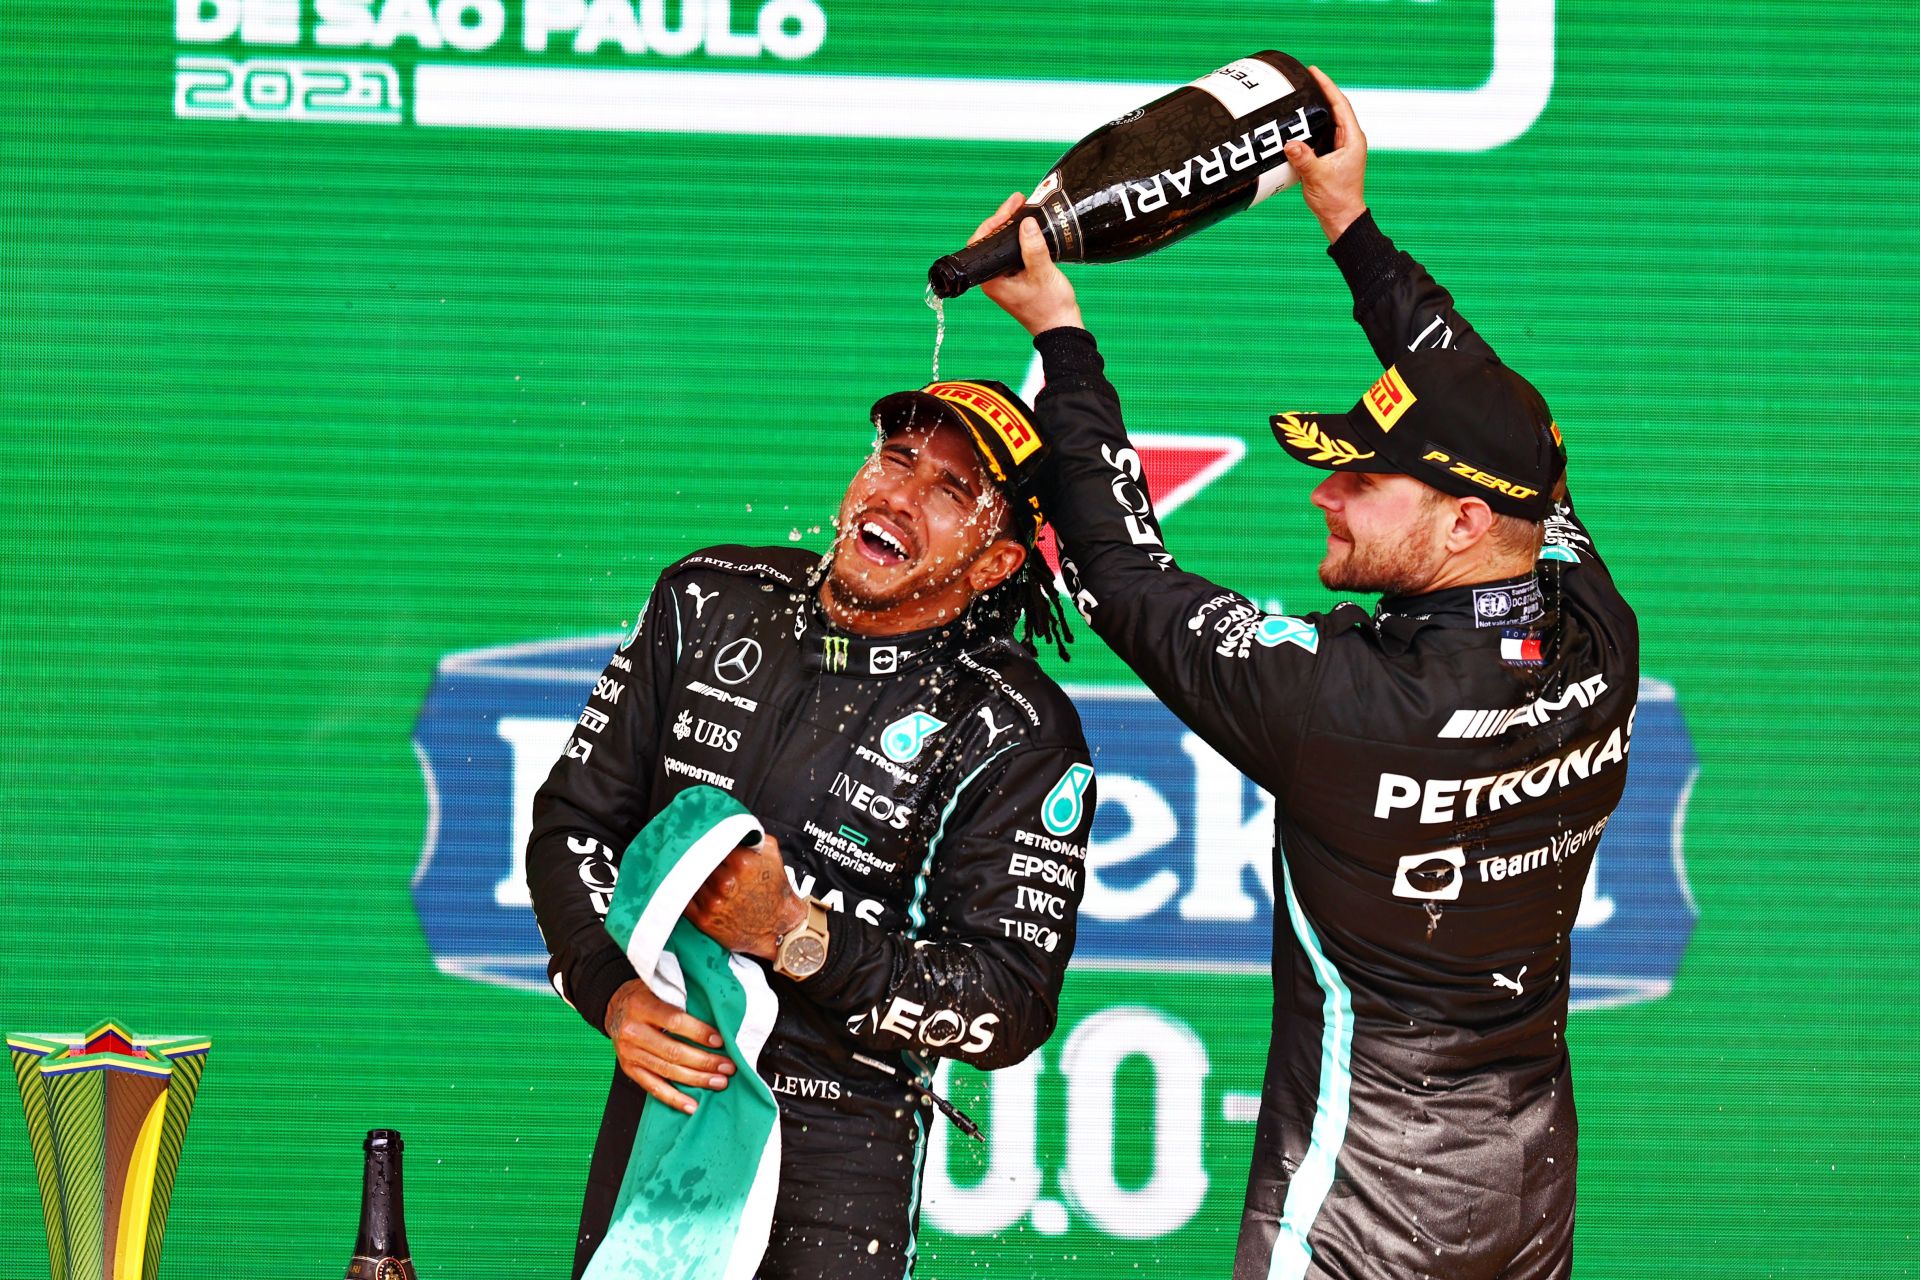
left=345, top=1130, right=418, bottom=1280
left=928, top=51, right=1334, bottom=297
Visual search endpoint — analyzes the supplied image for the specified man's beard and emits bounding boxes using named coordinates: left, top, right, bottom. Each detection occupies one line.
left=823, top=535, right=966, bottom=616
left=1318, top=526, right=1446, bottom=595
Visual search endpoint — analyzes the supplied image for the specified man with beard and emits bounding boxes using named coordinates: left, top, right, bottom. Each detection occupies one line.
left=976, top=68, right=1638, bottom=1280
left=526, top=380, right=1094, bottom=1279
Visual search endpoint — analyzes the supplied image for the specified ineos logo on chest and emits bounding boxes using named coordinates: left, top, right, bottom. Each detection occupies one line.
left=714, top=638, right=762, bottom=686
left=829, top=773, right=913, bottom=830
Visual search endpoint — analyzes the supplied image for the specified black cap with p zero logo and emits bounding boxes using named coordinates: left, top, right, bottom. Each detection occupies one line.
left=870, top=379, right=1047, bottom=540
left=1270, top=350, right=1566, bottom=520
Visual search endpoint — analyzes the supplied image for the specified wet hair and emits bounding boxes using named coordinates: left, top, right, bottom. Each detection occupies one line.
left=1488, top=512, right=1546, bottom=561
left=970, top=472, right=1075, bottom=661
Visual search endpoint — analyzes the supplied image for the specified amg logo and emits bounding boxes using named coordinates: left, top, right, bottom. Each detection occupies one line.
left=1439, top=674, right=1610, bottom=738
left=687, top=681, right=758, bottom=713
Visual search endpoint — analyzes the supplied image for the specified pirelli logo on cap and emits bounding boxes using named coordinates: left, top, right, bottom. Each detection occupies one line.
left=929, top=381, right=1041, bottom=466
left=1363, top=366, right=1417, bottom=433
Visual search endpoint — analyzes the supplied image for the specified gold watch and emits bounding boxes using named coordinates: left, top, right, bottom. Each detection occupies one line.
left=774, top=898, right=830, bottom=980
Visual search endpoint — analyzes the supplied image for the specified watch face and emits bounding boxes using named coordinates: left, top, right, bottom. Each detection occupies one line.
left=782, top=935, right=827, bottom=977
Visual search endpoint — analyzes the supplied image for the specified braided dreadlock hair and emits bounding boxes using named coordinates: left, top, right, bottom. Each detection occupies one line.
left=1014, top=551, right=1077, bottom=661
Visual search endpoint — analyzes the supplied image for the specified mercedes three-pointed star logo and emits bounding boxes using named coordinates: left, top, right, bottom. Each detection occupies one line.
left=714, top=637, right=762, bottom=686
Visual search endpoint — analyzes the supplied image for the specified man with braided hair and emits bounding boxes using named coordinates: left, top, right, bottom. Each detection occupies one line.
left=527, top=377, right=1093, bottom=1279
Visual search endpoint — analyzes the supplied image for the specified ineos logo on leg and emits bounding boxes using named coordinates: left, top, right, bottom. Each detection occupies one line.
left=714, top=638, right=762, bottom=686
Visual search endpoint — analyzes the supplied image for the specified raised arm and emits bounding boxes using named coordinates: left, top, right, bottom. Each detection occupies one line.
left=1284, top=65, right=1498, bottom=367
left=974, top=204, right=1332, bottom=796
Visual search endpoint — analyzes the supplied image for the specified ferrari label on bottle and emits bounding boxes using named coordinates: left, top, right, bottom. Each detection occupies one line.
left=1189, top=57, right=1296, bottom=118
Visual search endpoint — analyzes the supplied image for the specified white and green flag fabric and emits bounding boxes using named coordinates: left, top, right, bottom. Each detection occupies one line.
left=585, top=786, right=782, bottom=1280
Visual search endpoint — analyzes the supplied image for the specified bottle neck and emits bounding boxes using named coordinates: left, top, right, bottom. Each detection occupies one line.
left=355, top=1148, right=411, bottom=1257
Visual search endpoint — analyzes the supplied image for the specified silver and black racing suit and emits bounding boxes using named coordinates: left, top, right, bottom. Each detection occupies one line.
left=1034, top=212, right=1639, bottom=1280
left=526, top=544, right=1095, bottom=1279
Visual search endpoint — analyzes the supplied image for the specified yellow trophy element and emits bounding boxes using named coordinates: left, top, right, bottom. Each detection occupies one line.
left=8, top=1021, right=211, bottom=1280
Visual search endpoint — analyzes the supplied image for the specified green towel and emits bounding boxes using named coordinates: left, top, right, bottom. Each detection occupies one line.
left=585, top=785, right=783, bottom=1280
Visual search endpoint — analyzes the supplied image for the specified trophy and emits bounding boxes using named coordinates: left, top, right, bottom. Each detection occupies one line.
left=8, top=1020, right=211, bottom=1280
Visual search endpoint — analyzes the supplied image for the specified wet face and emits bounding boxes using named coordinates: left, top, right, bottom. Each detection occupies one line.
left=822, top=418, right=1025, bottom=634
left=1309, top=471, right=1454, bottom=595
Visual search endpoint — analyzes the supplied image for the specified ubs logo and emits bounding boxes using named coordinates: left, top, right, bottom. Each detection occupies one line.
left=714, top=638, right=762, bottom=686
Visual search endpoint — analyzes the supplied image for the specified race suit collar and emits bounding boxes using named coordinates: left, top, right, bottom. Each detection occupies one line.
left=1376, top=571, right=1545, bottom=631
left=798, top=594, right=1017, bottom=678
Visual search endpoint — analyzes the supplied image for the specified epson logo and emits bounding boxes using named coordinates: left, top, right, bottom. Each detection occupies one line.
left=413, top=638, right=1698, bottom=1011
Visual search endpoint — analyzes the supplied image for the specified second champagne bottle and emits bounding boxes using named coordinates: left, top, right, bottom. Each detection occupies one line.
left=345, top=1129, right=418, bottom=1280
left=928, top=50, right=1335, bottom=298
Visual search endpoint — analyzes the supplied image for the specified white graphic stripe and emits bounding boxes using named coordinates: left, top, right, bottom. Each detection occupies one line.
left=1268, top=855, right=1354, bottom=1280
left=414, top=0, right=1554, bottom=153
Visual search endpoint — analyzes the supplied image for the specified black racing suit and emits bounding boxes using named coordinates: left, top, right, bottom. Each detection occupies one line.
left=1034, top=213, right=1639, bottom=1280
left=525, top=545, right=1095, bottom=1280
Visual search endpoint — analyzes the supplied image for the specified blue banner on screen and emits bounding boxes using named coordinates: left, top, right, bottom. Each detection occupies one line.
left=412, top=637, right=1697, bottom=1007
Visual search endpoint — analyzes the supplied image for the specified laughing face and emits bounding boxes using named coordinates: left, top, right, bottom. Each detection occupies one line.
left=821, top=418, right=1027, bottom=636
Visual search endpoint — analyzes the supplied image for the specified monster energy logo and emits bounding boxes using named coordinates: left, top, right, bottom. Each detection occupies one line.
left=823, top=637, right=849, bottom=672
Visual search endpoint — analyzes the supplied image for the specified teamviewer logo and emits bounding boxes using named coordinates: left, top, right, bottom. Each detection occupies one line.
left=1392, top=849, right=1465, bottom=901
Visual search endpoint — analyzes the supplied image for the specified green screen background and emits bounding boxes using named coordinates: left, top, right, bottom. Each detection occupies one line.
left=3, top=2, right=1916, bottom=1275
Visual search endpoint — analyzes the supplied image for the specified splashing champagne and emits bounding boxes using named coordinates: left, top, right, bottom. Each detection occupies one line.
left=927, top=51, right=1334, bottom=298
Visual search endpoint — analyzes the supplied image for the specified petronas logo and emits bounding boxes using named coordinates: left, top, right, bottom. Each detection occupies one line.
left=1042, top=763, right=1096, bottom=837
left=881, top=712, right=947, bottom=764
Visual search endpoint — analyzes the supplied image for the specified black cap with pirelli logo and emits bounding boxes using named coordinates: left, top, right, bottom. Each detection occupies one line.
left=1269, top=350, right=1567, bottom=520
left=870, top=379, right=1048, bottom=540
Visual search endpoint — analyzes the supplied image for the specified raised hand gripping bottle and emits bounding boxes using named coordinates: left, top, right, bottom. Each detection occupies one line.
left=927, top=50, right=1334, bottom=297
left=344, top=1130, right=418, bottom=1280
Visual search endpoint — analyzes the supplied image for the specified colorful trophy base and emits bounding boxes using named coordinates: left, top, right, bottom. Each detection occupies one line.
left=8, top=1021, right=210, bottom=1280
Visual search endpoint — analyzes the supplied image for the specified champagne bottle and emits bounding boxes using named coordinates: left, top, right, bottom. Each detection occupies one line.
left=927, top=51, right=1334, bottom=298
left=345, top=1129, right=418, bottom=1280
